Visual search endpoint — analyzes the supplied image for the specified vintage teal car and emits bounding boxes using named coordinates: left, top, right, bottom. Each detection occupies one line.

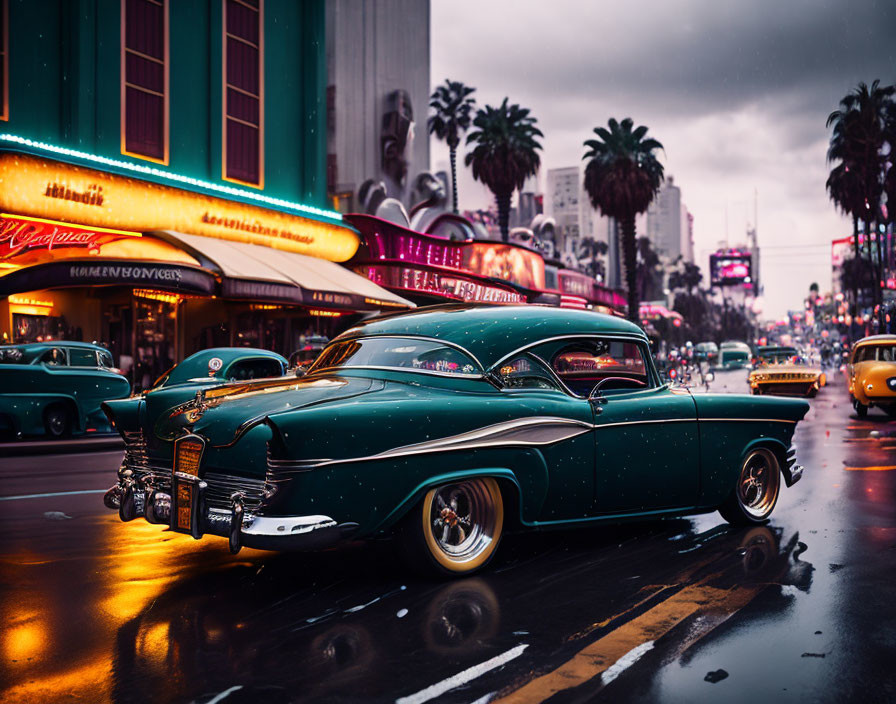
left=103, top=305, right=809, bottom=576
left=151, top=348, right=288, bottom=389
left=717, top=341, right=752, bottom=369
left=0, top=341, right=130, bottom=437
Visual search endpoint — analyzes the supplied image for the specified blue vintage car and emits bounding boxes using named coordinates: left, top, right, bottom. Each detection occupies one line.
left=151, top=348, right=288, bottom=390
left=0, top=341, right=131, bottom=437
left=104, top=305, right=810, bottom=576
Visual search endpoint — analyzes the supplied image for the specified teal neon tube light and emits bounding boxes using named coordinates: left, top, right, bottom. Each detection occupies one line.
left=0, top=133, right=343, bottom=223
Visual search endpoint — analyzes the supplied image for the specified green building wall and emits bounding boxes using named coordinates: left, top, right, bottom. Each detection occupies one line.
left=4, top=0, right=328, bottom=209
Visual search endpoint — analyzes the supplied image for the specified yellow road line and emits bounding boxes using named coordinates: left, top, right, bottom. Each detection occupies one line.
left=493, top=581, right=765, bottom=703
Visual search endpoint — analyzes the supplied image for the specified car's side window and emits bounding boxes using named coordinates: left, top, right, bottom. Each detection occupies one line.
left=496, top=355, right=562, bottom=391
left=99, top=350, right=114, bottom=368
left=39, top=348, right=67, bottom=366
left=228, top=358, right=285, bottom=381
left=69, top=348, right=99, bottom=367
left=549, top=339, right=652, bottom=397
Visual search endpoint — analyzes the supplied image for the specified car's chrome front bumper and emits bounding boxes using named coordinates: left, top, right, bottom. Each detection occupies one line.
left=104, top=476, right=347, bottom=553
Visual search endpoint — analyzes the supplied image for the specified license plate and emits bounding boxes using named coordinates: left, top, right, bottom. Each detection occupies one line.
left=171, top=475, right=202, bottom=537
left=175, top=481, right=193, bottom=531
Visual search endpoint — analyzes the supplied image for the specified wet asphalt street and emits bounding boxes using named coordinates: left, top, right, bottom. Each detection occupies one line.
left=2, top=370, right=895, bottom=704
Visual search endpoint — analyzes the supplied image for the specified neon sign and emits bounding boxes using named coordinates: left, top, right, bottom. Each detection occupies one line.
left=0, top=152, right=359, bottom=262
left=0, top=214, right=140, bottom=260
left=358, top=264, right=525, bottom=304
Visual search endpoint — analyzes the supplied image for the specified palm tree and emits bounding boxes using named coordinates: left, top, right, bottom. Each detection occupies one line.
left=428, top=80, right=476, bottom=213
left=465, top=99, right=543, bottom=241
left=583, top=118, right=664, bottom=323
left=826, top=80, right=895, bottom=311
left=826, top=162, right=864, bottom=311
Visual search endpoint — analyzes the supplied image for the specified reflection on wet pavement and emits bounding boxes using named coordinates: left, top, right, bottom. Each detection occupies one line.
left=1, top=372, right=895, bottom=703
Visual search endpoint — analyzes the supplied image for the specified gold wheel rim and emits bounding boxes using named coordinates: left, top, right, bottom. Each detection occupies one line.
left=422, top=478, right=503, bottom=572
left=737, top=449, right=780, bottom=519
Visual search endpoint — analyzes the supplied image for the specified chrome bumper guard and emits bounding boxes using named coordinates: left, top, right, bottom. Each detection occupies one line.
left=104, top=478, right=346, bottom=553
left=784, top=445, right=803, bottom=487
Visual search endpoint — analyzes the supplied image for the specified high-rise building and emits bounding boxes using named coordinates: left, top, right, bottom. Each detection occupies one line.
left=680, top=206, right=695, bottom=263
left=326, top=0, right=431, bottom=210
left=647, top=176, right=683, bottom=260
left=546, top=166, right=608, bottom=260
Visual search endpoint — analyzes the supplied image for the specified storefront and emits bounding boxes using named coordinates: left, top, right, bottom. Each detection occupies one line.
left=0, top=146, right=411, bottom=389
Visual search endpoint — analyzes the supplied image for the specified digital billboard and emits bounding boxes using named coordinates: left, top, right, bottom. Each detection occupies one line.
left=710, top=252, right=753, bottom=286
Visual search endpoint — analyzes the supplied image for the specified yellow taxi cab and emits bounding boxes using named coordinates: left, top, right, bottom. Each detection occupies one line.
left=748, top=346, right=826, bottom=397
left=847, top=335, right=896, bottom=418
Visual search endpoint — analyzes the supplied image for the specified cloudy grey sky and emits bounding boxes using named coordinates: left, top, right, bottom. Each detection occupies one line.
left=429, top=0, right=895, bottom=318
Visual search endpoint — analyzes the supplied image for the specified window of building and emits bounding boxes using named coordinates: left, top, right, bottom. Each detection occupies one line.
left=223, top=0, right=263, bottom=187
left=121, top=0, right=168, bottom=163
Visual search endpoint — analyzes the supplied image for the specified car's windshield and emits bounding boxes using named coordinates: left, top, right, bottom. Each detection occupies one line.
left=757, top=348, right=799, bottom=365
left=309, top=337, right=482, bottom=376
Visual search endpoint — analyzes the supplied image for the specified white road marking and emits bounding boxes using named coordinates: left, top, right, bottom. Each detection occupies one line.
left=396, top=644, right=528, bottom=704
left=203, top=685, right=243, bottom=704
left=0, top=489, right=107, bottom=502
left=600, top=641, right=655, bottom=685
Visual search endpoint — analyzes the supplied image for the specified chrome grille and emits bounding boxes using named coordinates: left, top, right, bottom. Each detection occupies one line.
left=203, top=472, right=266, bottom=512
left=122, top=430, right=149, bottom=470
left=124, top=430, right=266, bottom=511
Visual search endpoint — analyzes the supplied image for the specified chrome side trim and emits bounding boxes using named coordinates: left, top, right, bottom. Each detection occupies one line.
left=698, top=418, right=798, bottom=424
left=270, top=416, right=596, bottom=471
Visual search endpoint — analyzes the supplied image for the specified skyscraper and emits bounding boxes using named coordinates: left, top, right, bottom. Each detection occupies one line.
left=647, top=176, right=683, bottom=260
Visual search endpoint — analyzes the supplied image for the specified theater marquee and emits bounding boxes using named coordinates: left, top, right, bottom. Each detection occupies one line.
left=0, top=152, right=360, bottom=262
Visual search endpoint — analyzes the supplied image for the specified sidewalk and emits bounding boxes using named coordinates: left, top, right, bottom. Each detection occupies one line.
left=0, top=435, right=124, bottom=457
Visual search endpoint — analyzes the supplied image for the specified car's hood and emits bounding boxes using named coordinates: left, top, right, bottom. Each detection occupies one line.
left=853, top=361, right=896, bottom=385
left=153, top=374, right=385, bottom=446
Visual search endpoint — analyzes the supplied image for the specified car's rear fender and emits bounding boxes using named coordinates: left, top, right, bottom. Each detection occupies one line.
left=369, top=468, right=525, bottom=535
left=0, top=393, right=82, bottom=434
left=743, top=437, right=796, bottom=486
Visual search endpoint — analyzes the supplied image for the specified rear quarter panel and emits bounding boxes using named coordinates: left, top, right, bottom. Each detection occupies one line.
left=0, top=364, right=130, bottom=434
left=693, top=393, right=808, bottom=507
left=264, top=382, right=596, bottom=535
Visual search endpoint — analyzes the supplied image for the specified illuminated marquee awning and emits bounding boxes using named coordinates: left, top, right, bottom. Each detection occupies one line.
left=157, top=231, right=413, bottom=310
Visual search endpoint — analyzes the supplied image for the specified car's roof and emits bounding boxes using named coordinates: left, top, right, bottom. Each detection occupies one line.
left=335, top=304, right=646, bottom=369
left=0, top=340, right=108, bottom=350
left=856, top=335, right=896, bottom=346
left=163, top=347, right=287, bottom=386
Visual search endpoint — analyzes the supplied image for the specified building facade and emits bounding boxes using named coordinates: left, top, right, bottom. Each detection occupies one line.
left=647, top=175, right=683, bottom=260
left=0, top=0, right=409, bottom=390
left=326, top=0, right=431, bottom=211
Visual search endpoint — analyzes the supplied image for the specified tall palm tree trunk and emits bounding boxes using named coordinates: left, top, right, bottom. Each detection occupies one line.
left=449, top=147, right=459, bottom=214
left=496, top=190, right=512, bottom=242
left=866, top=218, right=882, bottom=312
left=620, top=216, right=639, bottom=324
left=851, top=214, right=860, bottom=314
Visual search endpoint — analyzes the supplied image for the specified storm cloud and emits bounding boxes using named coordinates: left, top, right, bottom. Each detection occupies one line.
left=430, top=0, right=896, bottom=316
